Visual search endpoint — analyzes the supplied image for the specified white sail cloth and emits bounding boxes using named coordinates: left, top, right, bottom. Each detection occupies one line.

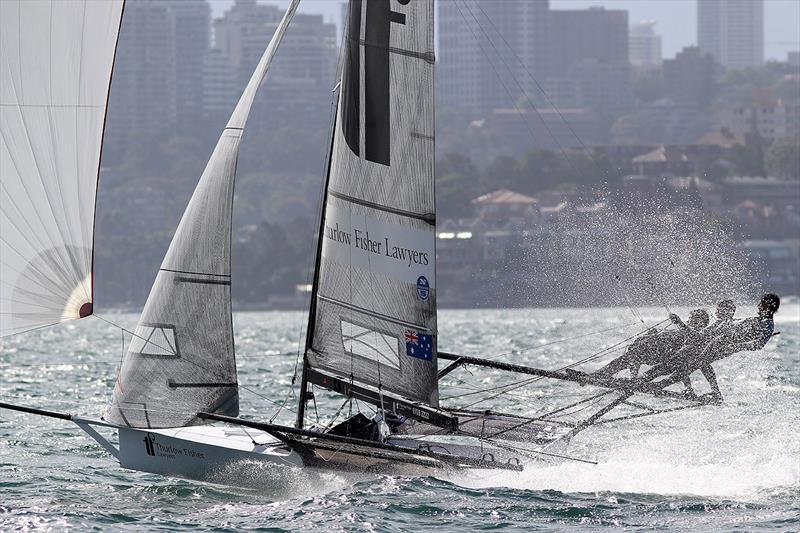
left=106, top=0, right=300, bottom=428
left=307, top=0, right=439, bottom=406
left=0, top=0, right=123, bottom=337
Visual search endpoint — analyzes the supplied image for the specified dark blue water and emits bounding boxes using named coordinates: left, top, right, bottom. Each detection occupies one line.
left=2, top=307, right=798, bottom=531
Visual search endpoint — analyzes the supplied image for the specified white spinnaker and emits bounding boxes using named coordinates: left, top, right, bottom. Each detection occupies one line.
left=106, top=0, right=300, bottom=429
left=0, top=0, right=124, bottom=337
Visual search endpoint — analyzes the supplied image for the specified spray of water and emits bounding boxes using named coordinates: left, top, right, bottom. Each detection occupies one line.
left=448, top=307, right=800, bottom=499
left=517, top=199, right=757, bottom=309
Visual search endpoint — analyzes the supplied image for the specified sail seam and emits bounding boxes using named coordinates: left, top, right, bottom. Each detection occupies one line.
left=160, top=268, right=230, bottom=278
left=355, top=38, right=435, bottom=64
left=0, top=103, right=105, bottom=108
left=317, top=294, right=432, bottom=332
left=167, top=381, right=237, bottom=389
left=410, top=132, right=435, bottom=141
left=173, top=277, right=231, bottom=286
left=328, top=191, right=435, bottom=225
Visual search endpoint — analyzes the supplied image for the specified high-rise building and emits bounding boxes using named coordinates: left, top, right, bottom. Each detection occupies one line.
left=698, top=0, right=764, bottom=70
left=438, top=0, right=550, bottom=117
left=629, top=21, right=662, bottom=69
left=549, top=7, right=628, bottom=77
left=663, top=46, right=715, bottom=108
left=105, top=0, right=210, bottom=163
left=163, top=0, right=210, bottom=124
left=546, top=7, right=631, bottom=122
left=203, top=48, right=238, bottom=114
left=213, top=0, right=337, bottom=111
left=108, top=1, right=178, bottom=136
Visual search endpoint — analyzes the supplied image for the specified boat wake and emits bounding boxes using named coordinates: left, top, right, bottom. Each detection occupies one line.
left=448, top=353, right=800, bottom=499
left=204, top=459, right=355, bottom=497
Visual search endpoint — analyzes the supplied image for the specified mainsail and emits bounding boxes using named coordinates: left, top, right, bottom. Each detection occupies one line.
left=0, top=0, right=124, bottom=337
left=106, top=0, right=300, bottom=429
left=305, top=0, right=438, bottom=407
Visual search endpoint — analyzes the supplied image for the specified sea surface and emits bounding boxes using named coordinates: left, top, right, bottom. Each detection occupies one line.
left=1, top=306, right=798, bottom=532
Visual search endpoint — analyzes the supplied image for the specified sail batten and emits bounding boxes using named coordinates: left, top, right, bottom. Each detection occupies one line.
left=0, top=0, right=123, bottom=337
left=306, top=0, right=438, bottom=408
left=106, top=0, right=300, bottom=429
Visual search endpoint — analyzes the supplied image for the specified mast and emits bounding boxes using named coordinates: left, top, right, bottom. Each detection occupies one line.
left=297, top=94, right=339, bottom=429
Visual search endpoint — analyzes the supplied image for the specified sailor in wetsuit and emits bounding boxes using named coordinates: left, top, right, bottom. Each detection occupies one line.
left=593, top=309, right=710, bottom=379
left=644, top=294, right=780, bottom=403
left=705, top=299, right=737, bottom=337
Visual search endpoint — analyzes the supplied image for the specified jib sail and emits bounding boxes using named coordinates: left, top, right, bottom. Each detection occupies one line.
left=106, top=0, right=299, bottom=429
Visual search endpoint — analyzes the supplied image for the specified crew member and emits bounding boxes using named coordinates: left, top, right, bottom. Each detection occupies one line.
left=594, top=309, right=710, bottom=379
left=644, top=294, right=780, bottom=403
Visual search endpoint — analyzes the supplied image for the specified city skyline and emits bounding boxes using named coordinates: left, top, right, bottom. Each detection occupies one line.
left=208, top=0, right=799, bottom=62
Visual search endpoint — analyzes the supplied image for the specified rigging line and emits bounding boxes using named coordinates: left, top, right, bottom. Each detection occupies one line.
left=551, top=392, right=613, bottom=419
left=441, top=366, right=584, bottom=418
left=322, top=397, right=352, bottom=431
left=287, top=5, right=350, bottom=428
left=92, top=314, right=172, bottom=354
left=0, top=394, right=203, bottom=417
left=0, top=361, right=116, bottom=368
left=458, top=0, right=575, bottom=162
left=468, top=320, right=643, bottom=361
left=442, top=316, right=669, bottom=401
left=460, top=429, right=597, bottom=465
left=614, top=273, right=646, bottom=325
left=469, top=0, right=604, bottom=164
left=441, top=336, right=632, bottom=405
left=451, top=1, right=548, bottom=153
left=448, top=319, right=669, bottom=409
left=283, top=92, right=340, bottom=422
left=466, top=0, right=674, bottom=322
left=593, top=403, right=700, bottom=425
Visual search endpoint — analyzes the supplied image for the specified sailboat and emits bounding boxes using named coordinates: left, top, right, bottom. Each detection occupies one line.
left=1, top=0, right=709, bottom=483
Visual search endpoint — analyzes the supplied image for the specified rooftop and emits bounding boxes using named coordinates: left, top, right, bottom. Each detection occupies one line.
left=632, top=145, right=689, bottom=164
left=473, top=189, right=538, bottom=205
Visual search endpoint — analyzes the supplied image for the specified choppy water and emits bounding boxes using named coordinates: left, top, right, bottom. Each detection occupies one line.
left=1, top=306, right=798, bottom=532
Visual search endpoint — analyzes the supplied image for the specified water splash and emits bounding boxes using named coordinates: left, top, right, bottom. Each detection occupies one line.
left=518, top=201, right=756, bottom=308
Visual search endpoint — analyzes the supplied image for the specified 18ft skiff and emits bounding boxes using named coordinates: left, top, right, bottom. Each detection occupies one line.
left=1, top=0, right=710, bottom=483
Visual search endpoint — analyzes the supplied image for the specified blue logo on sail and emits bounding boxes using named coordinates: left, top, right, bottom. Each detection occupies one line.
left=416, top=276, right=429, bottom=301
left=405, top=329, right=433, bottom=361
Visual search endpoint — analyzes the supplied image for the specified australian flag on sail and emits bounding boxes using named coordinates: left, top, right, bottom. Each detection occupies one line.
left=405, top=329, right=433, bottom=361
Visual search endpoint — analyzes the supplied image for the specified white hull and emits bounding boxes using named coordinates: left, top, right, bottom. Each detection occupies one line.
left=113, top=425, right=465, bottom=482
left=117, top=425, right=303, bottom=483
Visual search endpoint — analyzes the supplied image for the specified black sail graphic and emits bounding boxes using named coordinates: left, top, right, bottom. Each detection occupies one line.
left=307, top=0, right=438, bottom=406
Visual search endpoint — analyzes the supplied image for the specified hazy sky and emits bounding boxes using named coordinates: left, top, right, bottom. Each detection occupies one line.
left=209, top=0, right=800, bottom=61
